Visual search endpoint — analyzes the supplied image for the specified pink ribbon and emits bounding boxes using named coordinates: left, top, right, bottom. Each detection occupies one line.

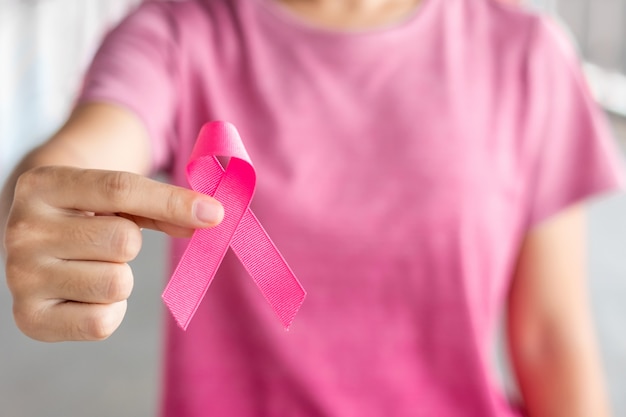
left=162, top=121, right=306, bottom=330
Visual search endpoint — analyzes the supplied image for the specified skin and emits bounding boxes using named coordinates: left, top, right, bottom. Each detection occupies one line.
left=275, top=0, right=423, bottom=29
left=1, top=104, right=224, bottom=341
left=0, top=1, right=613, bottom=416
left=508, top=205, right=612, bottom=417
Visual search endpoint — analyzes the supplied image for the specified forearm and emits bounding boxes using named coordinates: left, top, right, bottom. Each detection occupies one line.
left=507, top=206, right=612, bottom=417
left=509, top=318, right=612, bottom=417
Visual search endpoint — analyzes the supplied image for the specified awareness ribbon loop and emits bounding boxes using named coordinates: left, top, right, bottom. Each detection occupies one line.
left=162, top=121, right=306, bottom=330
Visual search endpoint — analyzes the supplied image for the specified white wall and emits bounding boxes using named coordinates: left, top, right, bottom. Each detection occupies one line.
left=0, top=0, right=140, bottom=181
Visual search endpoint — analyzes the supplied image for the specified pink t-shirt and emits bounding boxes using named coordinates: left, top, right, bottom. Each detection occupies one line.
left=80, top=0, right=624, bottom=416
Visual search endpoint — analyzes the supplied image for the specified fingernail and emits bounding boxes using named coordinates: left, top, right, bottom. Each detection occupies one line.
left=194, top=199, right=224, bottom=224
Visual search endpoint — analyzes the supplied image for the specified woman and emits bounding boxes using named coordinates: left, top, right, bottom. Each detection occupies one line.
left=2, top=0, right=622, bottom=415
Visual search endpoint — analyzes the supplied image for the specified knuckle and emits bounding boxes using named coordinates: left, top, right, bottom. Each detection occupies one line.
left=165, top=187, right=188, bottom=218
left=105, top=264, right=134, bottom=302
left=4, top=222, right=23, bottom=252
left=4, top=213, right=36, bottom=253
left=12, top=301, right=44, bottom=341
left=14, top=166, right=57, bottom=198
left=100, top=171, right=134, bottom=205
left=81, top=307, right=122, bottom=341
left=83, top=316, right=112, bottom=341
left=4, top=257, right=27, bottom=295
left=109, top=221, right=142, bottom=260
left=14, top=168, right=43, bottom=194
left=5, top=174, right=55, bottom=254
left=4, top=254, right=43, bottom=300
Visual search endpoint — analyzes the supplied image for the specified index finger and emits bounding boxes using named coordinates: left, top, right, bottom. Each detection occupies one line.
left=23, top=167, right=224, bottom=228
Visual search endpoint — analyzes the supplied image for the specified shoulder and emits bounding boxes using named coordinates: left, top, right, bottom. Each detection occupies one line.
left=96, top=0, right=240, bottom=66
left=456, top=0, right=577, bottom=62
left=115, top=0, right=231, bottom=38
left=456, top=0, right=585, bottom=98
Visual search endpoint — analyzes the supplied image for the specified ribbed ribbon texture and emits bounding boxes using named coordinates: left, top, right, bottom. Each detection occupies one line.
left=162, top=121, right=306, bottom=330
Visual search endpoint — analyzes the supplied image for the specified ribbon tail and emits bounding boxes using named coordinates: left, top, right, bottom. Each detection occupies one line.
left=231, top=209, right=306, bottom=329
left=162, top=228, right=225, bottom=330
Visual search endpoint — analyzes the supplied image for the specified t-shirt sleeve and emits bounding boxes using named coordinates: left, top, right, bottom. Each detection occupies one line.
left=77, top=2, right=179, bottom=173
left=524, top=16, right=625, bottom=227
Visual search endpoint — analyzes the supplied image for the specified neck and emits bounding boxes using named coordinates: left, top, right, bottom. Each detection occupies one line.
left=275, top=0, right=422, bottom=30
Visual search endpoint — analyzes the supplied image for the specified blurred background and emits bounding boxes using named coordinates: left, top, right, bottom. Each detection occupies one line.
left=0, top=0, right=625, bottom=416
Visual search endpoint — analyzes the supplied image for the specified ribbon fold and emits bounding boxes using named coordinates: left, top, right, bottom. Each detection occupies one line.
left=162, top=122, right=306, bottom=330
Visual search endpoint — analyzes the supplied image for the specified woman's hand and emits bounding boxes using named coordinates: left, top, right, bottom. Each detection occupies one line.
left=4, top=166, right=223, bottom=342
